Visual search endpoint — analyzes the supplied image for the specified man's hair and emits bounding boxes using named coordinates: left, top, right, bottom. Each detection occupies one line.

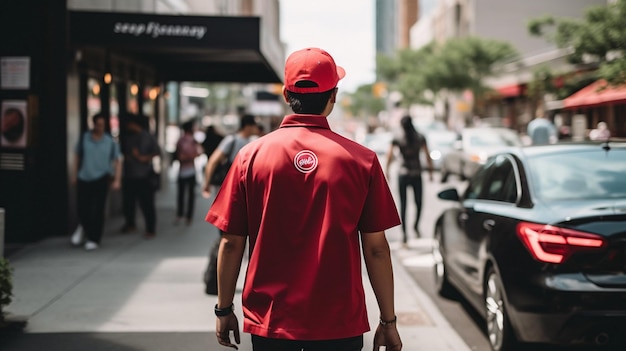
left=126, top=113, right=147, bottom=129
left=91, top=112, right=106, bottom=124
left=181, top=120, right=194, bottom=133
left=239, top=114, right=257, bottom=130
left=285, top=88, right=334, bottom=114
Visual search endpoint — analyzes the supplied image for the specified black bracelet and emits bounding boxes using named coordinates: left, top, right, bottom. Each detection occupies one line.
left=214, top=303, right=234, bottom=317
left=379, top=315, right=397, bottom=326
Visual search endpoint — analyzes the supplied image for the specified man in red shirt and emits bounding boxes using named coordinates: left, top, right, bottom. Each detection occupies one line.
left=206, top=47, right=403, bottom=351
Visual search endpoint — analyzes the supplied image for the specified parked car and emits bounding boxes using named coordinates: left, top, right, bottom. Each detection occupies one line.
left=361, top=131, right=393, bottom=157
left=433, top=142, right=626, bottom=350
left=421, top=130, right=458, bottom=170
left=440, top=127, right=522, bottom=182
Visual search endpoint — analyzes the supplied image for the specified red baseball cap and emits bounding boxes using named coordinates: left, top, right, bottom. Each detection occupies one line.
left=284, top=47, right=346, bottom=93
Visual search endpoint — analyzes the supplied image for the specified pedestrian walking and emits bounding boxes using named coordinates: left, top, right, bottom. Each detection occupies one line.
left=527, top=107, right=557, bottom=145
left=70, top=112, right=122, bottom=250
left=174, top=120, right=202, bottom=225
left=206, top=47, right=403, bottom=351
left=385, top=115, right=433, bottom=243
left=201, top=114, right=260, bottom=295
left=120, top=113, right=161, bottom=239
left=201, top=125, right=224, bottom=162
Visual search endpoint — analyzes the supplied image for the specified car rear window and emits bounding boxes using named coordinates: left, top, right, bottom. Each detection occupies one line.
left=528, top=148, right=626, bottom=200
left=467, top=130, right=521, bottom=148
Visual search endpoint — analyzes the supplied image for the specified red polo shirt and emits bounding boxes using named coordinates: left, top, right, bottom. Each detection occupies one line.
left=206, top=114, right=400, bottom=340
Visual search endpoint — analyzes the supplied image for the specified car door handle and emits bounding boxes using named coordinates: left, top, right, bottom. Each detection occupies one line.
left=483, top=219, right=495, bottom=231
left=459, top=213, right=469, bottom=221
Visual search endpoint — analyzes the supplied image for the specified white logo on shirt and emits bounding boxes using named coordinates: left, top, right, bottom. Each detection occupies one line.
left=294, top=150, right=318, bottom=173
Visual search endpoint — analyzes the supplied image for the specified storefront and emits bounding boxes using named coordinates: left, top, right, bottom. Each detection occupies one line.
left=0, top=2, right=282, bottom=244
left=562, top=79, right=626, bottom=138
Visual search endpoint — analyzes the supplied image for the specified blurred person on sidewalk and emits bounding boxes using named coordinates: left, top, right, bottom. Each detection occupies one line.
left=527, top=107, right=557, bottom=145
left=70, top=113, right=122, bottom=250
left=385, top=115, right=433, bottom=244
left=201, top=114, right=260, bottom=295
left=174, top=120, right=203, bottom=225
left=120, top=114, right=161, bottom=239
left=206, top=47, right=403, bottom=351
left=589, top=121, right=611, bottom=141
left=201, top=125, right=224, bottom=165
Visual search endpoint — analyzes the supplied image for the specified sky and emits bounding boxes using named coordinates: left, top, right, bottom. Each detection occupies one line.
left=279, top=0, right=376, bottom=94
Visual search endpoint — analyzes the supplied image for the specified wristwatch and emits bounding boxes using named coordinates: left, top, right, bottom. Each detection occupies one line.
left=379, top=315, right=397, bottom=326
left=214, top=303, right=234, bottom=317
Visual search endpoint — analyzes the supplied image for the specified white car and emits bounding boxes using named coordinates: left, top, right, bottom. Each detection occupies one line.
left=440, top=127, right=522, bottom=182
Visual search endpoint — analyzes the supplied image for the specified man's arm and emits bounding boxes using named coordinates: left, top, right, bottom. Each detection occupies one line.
left=111, top=156, right=122, bottom=190
left=361, top=230, right=402, bottom=350
left=215, top=233, right=246, bottom=350
left=202, top=149, right=226, bottom=198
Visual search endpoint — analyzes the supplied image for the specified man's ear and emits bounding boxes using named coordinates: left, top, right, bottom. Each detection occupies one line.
left=330, top=88, right=338, bottom=103
left=282, top=86, right=289, bottom=103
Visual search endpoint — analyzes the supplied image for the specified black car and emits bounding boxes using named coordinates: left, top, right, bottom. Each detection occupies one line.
left=432, top=141, right=626, bottom=351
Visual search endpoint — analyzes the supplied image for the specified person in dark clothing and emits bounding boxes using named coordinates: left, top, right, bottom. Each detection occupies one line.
left=201, top=114, right=260, bottom=295
left=120, top=114, right=161, bottom=239
left=175, top=120, right=202, bottom=225
left=385, top=115, right=433, bottom=244
left=202, top=125, right=224, bottom=160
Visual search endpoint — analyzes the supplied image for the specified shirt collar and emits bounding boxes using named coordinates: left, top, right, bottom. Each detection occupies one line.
left=279, top=114, right=330, bottom=129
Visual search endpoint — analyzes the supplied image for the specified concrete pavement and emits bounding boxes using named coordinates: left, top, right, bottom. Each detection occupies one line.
left=2, top=171, right=470, bottom=351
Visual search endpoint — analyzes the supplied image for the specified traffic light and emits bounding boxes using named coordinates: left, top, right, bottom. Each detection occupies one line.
left=372, top=82, right=387, bottom=98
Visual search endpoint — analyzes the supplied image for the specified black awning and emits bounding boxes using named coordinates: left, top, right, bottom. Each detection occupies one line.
left=69, top=11, right=282, bottom=83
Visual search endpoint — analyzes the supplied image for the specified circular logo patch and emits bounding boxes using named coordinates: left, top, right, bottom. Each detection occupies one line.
left=294, top=150, right=318, bottom=173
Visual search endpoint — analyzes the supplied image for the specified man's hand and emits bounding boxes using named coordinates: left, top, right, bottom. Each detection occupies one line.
left=216, top=313, right=240, bottom=349
left=201, top=181, right=212, bottom=199
left=110, top=179, right=121, bottom=190
left=373, top=323, right=402, bottom=350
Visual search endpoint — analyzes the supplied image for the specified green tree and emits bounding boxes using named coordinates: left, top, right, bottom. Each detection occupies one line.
left=343, top=83, right=386, bottom=119
left=376, top=38, right=517, bottom=114
left=376, top=43, right=438, bottom=106
left=528, top=0, right=626, bottom=85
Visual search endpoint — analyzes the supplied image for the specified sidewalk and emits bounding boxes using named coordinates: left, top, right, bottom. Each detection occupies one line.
left=2, top=173, right=469, bottom=350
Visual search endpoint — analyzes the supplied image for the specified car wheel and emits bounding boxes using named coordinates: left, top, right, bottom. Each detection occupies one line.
left=485, top=267, right=517, bottom=351
left=433, top=225, right=455, bottom=298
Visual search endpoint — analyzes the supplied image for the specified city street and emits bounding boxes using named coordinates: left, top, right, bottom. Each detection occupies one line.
left=1, top=163, right=470, bottom=351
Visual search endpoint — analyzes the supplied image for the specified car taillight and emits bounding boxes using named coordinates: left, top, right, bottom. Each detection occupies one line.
left=516, top=222, right=606, bottom=264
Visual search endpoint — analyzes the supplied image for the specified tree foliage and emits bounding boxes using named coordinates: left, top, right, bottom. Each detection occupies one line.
left=376, top=37, right=517, bottom=107
left=342, top=83, right=386, bottom=118
left=528, top=0, right=626, bottom=85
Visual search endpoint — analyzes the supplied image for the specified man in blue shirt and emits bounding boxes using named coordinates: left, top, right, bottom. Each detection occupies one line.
left=71, top=113, right=122, bottom=250
left=527, top=108, right=557, bottom=145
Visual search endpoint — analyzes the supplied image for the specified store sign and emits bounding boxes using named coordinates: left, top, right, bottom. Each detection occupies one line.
left=70, top=11, right=259, bottom=49
left=113, top=22, right=207, bottom=40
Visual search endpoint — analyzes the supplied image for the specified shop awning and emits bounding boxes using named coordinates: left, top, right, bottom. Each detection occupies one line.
left=563, top=79, right=626, bottom=109
left=69, top=11, right=283, bottom=84
left=496, top=84, right=523, bottom=98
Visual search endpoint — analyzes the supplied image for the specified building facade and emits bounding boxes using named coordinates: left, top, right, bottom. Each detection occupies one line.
left=0, top=0, right=283, bottom=245
left=410, top=0, right=608, bottom=132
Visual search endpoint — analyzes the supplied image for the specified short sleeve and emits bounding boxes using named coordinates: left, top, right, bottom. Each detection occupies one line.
left=205, top=153, right=249, bottom=236
left=358, top=157, right=401, bottom=233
